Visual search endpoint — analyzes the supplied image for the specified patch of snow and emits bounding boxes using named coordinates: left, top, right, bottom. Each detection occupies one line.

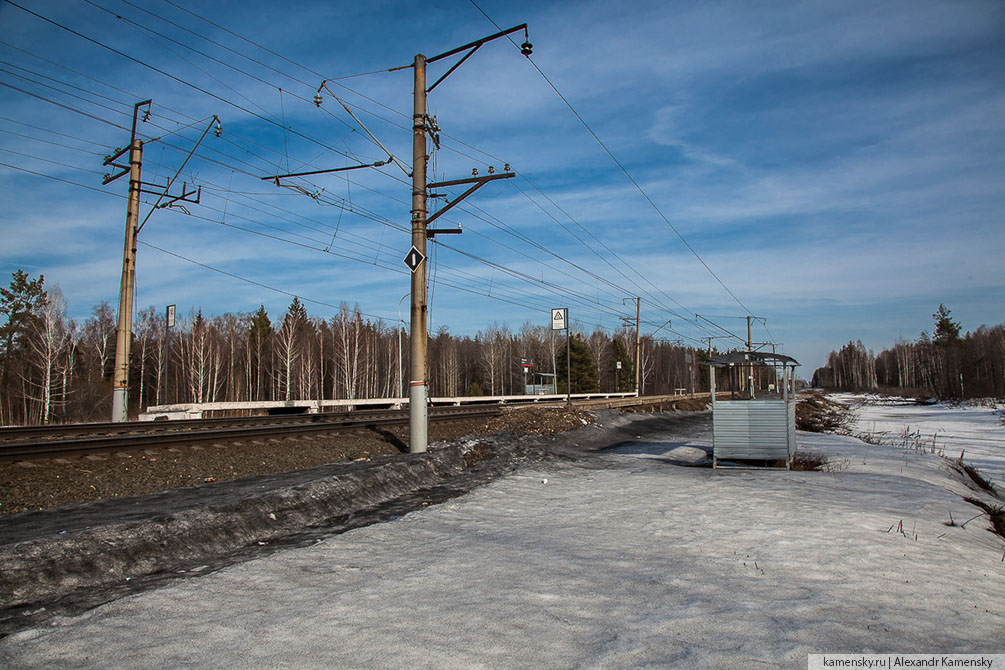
left=1, top=403, right=1002, bottom=668
left=664, top=445, right=711, bottom=466
left=835, top=393, right=1005, bottom=486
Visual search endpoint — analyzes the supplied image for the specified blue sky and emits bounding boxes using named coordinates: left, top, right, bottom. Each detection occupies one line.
left=1, top=0, right=1002, bottom=375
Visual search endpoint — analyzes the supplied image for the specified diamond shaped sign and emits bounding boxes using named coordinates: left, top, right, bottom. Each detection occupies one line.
left=403, top=246, right=425, bottom=272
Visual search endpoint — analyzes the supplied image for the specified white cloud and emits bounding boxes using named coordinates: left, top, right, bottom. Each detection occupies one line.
left=1, top=0, right=1002, bottom=364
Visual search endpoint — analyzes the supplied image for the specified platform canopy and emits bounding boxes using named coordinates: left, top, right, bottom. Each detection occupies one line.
left=705, top=351, right=800, bottom=368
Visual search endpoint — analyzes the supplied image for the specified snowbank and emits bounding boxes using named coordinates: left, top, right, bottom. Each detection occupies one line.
left=0, top=436, right=540, bottom=617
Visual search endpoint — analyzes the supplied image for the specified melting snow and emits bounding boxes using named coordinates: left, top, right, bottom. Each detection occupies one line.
left=835, top=393, right=1005, bottom=486
left=1, top=399, right=1003, bottom=669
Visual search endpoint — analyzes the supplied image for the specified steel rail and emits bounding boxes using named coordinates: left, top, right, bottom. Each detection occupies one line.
left=0, top=407, right=502, bottom=462
left=0, top=406, right=496, bottom=443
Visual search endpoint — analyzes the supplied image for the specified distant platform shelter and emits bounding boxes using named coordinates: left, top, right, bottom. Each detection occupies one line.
left=707, top=351, right=800, bottom=469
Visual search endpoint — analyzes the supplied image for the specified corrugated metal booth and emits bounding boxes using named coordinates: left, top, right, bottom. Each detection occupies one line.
left=707, top=351, right=800, bottom=468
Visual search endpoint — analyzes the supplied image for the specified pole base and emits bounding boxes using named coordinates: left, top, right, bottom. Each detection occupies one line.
left=408, top=382, right=428, bottom=453
left=111, top=388, right=129, bottom=423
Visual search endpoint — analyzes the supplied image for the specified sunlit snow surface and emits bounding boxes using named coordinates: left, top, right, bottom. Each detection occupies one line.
left=2, top=401, right=1003, bottom=669
left=834, top=393, right=1005, bottom=487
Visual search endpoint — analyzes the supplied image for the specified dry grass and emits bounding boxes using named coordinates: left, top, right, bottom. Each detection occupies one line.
left=963, top=497, right=1005, bottom=541
left=796, top=391, right=855, bottom=433
left=789, top=451, right=829, bottom=471
left=958, top=460, right=1000, bottom=498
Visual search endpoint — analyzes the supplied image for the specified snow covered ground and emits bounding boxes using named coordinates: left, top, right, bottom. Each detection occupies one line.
left=834, top=393, right=1005, bottom=487
left=1, top=402, right=1003, bottom=669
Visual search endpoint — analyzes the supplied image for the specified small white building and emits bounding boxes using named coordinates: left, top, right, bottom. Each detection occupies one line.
left=707, top=351, right=800, bottom=468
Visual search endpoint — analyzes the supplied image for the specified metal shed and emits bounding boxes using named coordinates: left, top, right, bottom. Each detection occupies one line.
left=707, top=351, right=800, bottom=468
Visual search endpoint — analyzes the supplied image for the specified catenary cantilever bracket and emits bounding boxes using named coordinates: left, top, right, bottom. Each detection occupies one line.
left=425, top=172, right=514, bottom=225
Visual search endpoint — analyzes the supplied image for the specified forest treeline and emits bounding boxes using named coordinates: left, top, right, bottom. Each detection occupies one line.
left=812, top=305, right=1005, bottom=399
left=1, top=270, right=725, bottom=425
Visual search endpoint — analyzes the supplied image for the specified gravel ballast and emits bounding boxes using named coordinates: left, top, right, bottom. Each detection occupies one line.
left=1, top=407, right=596, bottom=515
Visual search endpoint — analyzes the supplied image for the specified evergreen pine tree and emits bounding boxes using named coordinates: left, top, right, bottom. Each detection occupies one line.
left=284, top=297, right=308, bottom=327
left=556, top=334, right=600, bottom=393
left=249, top=305, right=272, bottom=340
left=1, top=269, right=46, bottom=361
left=932, top=304, right=961, bottom=344
left=248, top=305, right=273, bottom=401
left=1, top=270, right=46, bottom=410
left=610, top=338, right=634, bottom=392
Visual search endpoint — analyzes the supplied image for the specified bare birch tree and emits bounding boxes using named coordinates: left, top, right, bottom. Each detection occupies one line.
left=25, top=286, right=71, bottom=423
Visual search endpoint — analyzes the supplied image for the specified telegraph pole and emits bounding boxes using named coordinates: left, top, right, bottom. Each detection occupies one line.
left=105, top=100, right=150, bottom=423
left=635, top=298, right=641, bottom=396
left=408, top=53, right=430, bottom=453
left=689, top=347, right=695, bottom=398
left=622, top=298, right=641, bottom=396
left=103, top=100, right=214, bottom=422
left=702, top=335, right=732, bottom=397
left=395, top=25, right=530, bottom=453
left=746, top=314, right=753, bottom=397
left=111, top=135, right=141, bottom=422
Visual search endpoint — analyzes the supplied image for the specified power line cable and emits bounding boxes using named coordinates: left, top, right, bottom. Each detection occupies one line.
left=188, top=174, right=622, bottom=317
left=0, top=80, right=127, bottom=131
left=0, top=114, right=108, bottom=149
left=82, top=0, right=284, bottom=121
left=43, top=5, right=605, bottom=284
left=0, top=160, right=127, bottom=197
left=5, top=1, right=361, bottom=164
left=0, top=126, right=106, bottom=156
left=467, top=0, right=753, bottom=316
left=1, top=7, right=739, bottom=335
left=500, top=182, right=689, bottom=320
left=0, top=159, right=629, bottom=329
left=175, top=191, right=625, bottom=321
left=0, top=84, right=651, bottom=319
left=0, top=60, right=135, bottom=116
left=513, top=174, right=712, bottom=331
left=430, top=180, right=721, bottom=340
left=123, top=0, right=322, bottom=91
left=137, top=240, right=396, bottom=323
left=152, top=0, right=513, bottom=172
left=0, top=146, right=106, bottom=176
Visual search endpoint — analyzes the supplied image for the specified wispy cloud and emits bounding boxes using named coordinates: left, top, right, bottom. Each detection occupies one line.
left=1, top=0, right=1002, bottom=372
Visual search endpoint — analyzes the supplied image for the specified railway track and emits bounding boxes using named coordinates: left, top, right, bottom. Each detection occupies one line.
left=0, top=406, right=502, bottom=462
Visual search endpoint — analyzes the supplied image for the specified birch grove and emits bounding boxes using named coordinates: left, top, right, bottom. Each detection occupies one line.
left=10, top=269, right=936, bottom=425
left=813, top=306, right=1005, bottom=399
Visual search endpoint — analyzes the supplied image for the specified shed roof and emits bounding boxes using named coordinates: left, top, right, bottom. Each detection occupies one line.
left=705, top=351, right=800, bottom=368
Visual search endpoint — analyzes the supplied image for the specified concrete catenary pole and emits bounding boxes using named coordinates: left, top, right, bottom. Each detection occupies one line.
left=397, top=292, right=409, bottom=401
left=771, top=342, right=778, bottom=396
left=164, top=304, right=174, bottom=405
left=111, top=137, right=142, bottom=422
left=408, top=53, right=429, bottom=453
left=634, top=298, right=641, bottom=396
left=746, top=315, right=754, bottom=397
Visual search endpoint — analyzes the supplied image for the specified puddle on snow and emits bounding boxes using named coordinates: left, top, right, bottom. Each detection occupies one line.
left=602, top=440, right=711, bottom=466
